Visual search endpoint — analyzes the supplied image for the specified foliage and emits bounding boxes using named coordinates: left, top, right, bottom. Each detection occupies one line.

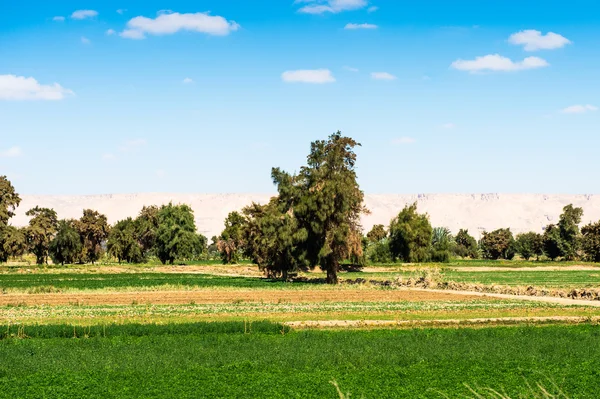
left=557, top=204, right=583, bottom=261
left=479, top=228, right=515, bottom=260
left=0, top=175, right=21, bottom=227
left=25, top=206, right=58, bottom=264
left=134, top=205, right=160, bottom=257
left=217, top=212, right=246, bottom=264
left=430, top=226, right=453, bottom=263
left=0, top=225, right=27, bottom=261
left=514, top=232, right=544, bottom=261
left=155, top=203, right=203, bottom=265
left=581, top=221, right=600, bottom=262
left=366, top=224, right=387, bottom=242
left=388, top=202, right=432, bottom=263
left=49, top=219, right=82, bottom=265
left=543, top=224, right=563, bottom=261
left=366, top=238, right=393, bottom=263
left=74, top=209, right=110, bottom=264
left=454, top=229, right=479, bottom=259
left=107, top=218, right=144, bottom=263
left=272, top=131, right=367, bottom=284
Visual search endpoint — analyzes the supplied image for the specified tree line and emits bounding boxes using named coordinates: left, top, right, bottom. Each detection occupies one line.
left=2, top=131, right=600, bottom=285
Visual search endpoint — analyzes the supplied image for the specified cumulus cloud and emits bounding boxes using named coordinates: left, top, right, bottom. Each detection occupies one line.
left=116, top=9, right=127, bottom=15
left=53, top=16, right=65, bottom=22
left=81, top=36, right=91, bottom=44
left=0, top=74, right=74, bottom=101
left=120, top=11, right=240, bottom=39
left=118, top=139, right=147, bottom=152
left=182, top=77, right=194, bottom=84
left=106, top=29, right=116, bottom=35
left=0, top=147, right=22, bottom=158
left=71, top=10, right=98, bottom=20
left=451, top=54, right=549, bottom=73
left=509, top=30, right=571, bottom=51
left=281, top=69, right=335, bottom=84
left=561, top=104, right=598, bottom=114
left=344, top=23, right=378, bottom=30
left=392, top=137, right=416, bottom=145
left=296, top=0, right=368, bottom=14
left=371, top=72, right=397, bottom=80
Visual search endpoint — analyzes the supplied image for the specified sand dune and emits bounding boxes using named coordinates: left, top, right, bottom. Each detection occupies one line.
left=12, top=193, right=600, bottom=239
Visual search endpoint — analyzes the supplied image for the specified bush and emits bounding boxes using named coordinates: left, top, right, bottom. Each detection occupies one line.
left=479, top=228, right=515, bottom=260
left=514, top=232, right=544, bottom=260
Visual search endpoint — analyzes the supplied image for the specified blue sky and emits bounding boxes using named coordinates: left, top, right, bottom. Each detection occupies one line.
left=1, top=0, right=599, bottom=195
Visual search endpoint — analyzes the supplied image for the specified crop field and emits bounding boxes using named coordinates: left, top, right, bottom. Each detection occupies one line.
left=1, top=262, right=600, bottom=398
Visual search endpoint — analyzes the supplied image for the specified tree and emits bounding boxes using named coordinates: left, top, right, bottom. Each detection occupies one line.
left=25, top=207, right=58, bottom=265
left=272, top=132, right=367, bottom=284
left=134, top=205, right=160, bottom=257
left=107, top=218, right=144, bottom=263
left=557, top=204, right=583, bottom=261
left=0, top=226, right=27, bottom=262
left=479, top=228, right=515, bottom=260
left=543, top=224, right=562, bottom=261
left=581, top=221, right=600, bottom=262
left=74, top=209, right=110, bottom=264
left=366, top=224, right=387, bottom=242
left=514, top=232, right=544, bottom=261
left=49, top=220, right=82, bottom=265
left=0, top=176, right=21, bottom=227
left=431, top=227, right=453, bottom=263
left=155, top=203, right=201, bottom=265
left=454, top=229, right=479, bottom=259
left=388, top=203, right=432, bottom=263
left=217, top=212, right=246, bottom=264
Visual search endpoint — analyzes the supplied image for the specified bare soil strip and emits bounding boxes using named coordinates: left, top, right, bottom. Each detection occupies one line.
left=0, top=289, right=488, bottom=306
left=287, top=315, right=600, bottom=329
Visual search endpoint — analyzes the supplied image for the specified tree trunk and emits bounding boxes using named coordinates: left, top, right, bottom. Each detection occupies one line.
left=326, top=267, right=338, bottom=285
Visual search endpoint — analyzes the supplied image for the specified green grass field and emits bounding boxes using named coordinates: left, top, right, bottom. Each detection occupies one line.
left=0, top=323, right=598, bottom=398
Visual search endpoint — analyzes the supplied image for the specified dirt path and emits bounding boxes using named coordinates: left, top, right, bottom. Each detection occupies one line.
left=410, top=288, right=600, bottom=307
left=286, top=315, right=600, bottom=329
left=0, top=289, right=489, bottom=306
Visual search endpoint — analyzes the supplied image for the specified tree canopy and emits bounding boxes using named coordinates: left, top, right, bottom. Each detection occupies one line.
left=25, top=206, right=58, bottom=264
left=479, top=228, right=515, bottom=260
left=0, top=176, right=21, bottom=227
left=155, top=203, right=203, bottom=265
left=74, top=209, right=110, bottom=264
left=49, top=220, right=82, bottom=265
left=388, top=203, right=432, bottom=263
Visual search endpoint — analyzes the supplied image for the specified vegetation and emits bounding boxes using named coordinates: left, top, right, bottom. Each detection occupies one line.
left=389, top=202, right=433, bottom=262
left=454, top=229, right=479, bottom=259
left=430, top=227, right=452, bottom=262
left=217, top=211, right=245, bottom=264
left=74, top=209, right=110, bottom=264
left=581, top=221, right=600, bottom=262
left=49, top=220, right=82, bottom=265
left=107, top=218, right=144, bottom=263
left=479, top=228, right=515, bottom=260
left=155, top=203, right=206, bottom=265
left=514, top=232, right=544, bottom=261
left=25, top=207, right=58, bottom=265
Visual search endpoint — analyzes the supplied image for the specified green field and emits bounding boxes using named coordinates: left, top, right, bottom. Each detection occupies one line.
left=0, top=323, right=598, bottom=398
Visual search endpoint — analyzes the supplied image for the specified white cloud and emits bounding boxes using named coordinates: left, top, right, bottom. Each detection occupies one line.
left=120, top=11, right=240, bottom=39
left=182, top=77, right=194, bottom=84
left=102, top=153, right=116, bottom=161
left=392, top=137, right=416, bottom=145
left=344, top=23, right=378, bottom=30
left=508, top=30, right=571, bottom=51
left=343, top=66, right=359, bottom=72
left=71, top=10, right=98, bottom=20
left=81, top=36, right=91, bottom=44
left=53, top=16, right=65, bottom=22
left=0, top=147, right=22, bottom=158
left=451, top=54, right=549, bottom=73
left=367, top=6, right=378, bottom=12
left=118, top=139, right=147, bottom=152
left=281, top=69, right=335, bottom=84
left=561, top=104, right=598, bottom=114
left=117, top=9, right=127, bottom=15
left=296, top=0, right=368, bottom=14
left=441, top=123, right=456, bottom=129
left=371, top=72, right=397, bottom=80
left=0, top=74, right=74, bottom=101
left=106, top=29, right=116, bottom=35
left=156, top=169, right=167, bottom=178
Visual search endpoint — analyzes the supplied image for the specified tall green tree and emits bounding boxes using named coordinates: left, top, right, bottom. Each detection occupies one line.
left=272, top=132, right=367, bottom=284
left=479, top=228, right=515, bottom=260
left=454, top=229, right=479, bottom=259
left=388, top=203, right=433, bottom=263
left=581, top=221, right=600, bottom=262
left=366, top=224, right=387, bottom=242
left=74, top=209, right=110, bottom=264
left=514, top=232, right=544, bottom=261
left=543, top=224, right=562, bottom=261
left=155, top=203, right=201, bottom=265
left=0, top=226, right=27, bottom=262
left=134, top=205, right=160, bottom=257
left=217, top=212, right=246, bottom=264
left=25, top=207, right=58, bottom=265
left=557, top=204, right=583, bottom=260
left=430, top=227, right=453, bottom=263
left=107, top=218, right=144, bottom=263
left=49, top=220, right=82, bottom=265
left=0, top=176, right=21, bottom=227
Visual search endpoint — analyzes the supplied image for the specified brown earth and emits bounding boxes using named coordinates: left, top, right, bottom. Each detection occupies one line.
left=0, top=289, right=489, bottom=306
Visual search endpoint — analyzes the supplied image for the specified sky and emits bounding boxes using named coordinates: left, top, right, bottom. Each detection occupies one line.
left=1, top=0, right=599, bottom=195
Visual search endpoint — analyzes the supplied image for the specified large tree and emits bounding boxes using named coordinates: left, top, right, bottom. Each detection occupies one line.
left=454, top=229, right=479, bottom=259
left=134, top=205, right=160, bottom=257
left=217, top=212, right=246, bottom=264
left=430, top=226, right=453, bottom=263
left=107, top=218, right=144, bottom=263
left=272, top=132, right=367, bottom=284
left=0, top=176, right=21, bottom=227
left=0, top=226, right=27, bottom=262
left=514, top=232, right=544, bottom=261
left=49, top=220, right=82, bottom=265
left=581, top=221, right=600, bottom=262
left=388, top=203, right=432, bottom=263
left=557, top=204, right=583, bottom=260
left=366, top=224, right=387, bottom=243
left=155, top=203, right=202, bottom=265
left=25, top=207, right=58, bottom=265
left=74, top=209, right=110, bottom=264
left=479, top=228, right=515, bottom=260
left=543, top=224, right=562, bottom=261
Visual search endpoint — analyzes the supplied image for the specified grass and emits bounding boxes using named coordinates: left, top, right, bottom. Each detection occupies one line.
left=439, top=270, right=600, bottom=288
left=0, top=324, right=598, bottom=398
